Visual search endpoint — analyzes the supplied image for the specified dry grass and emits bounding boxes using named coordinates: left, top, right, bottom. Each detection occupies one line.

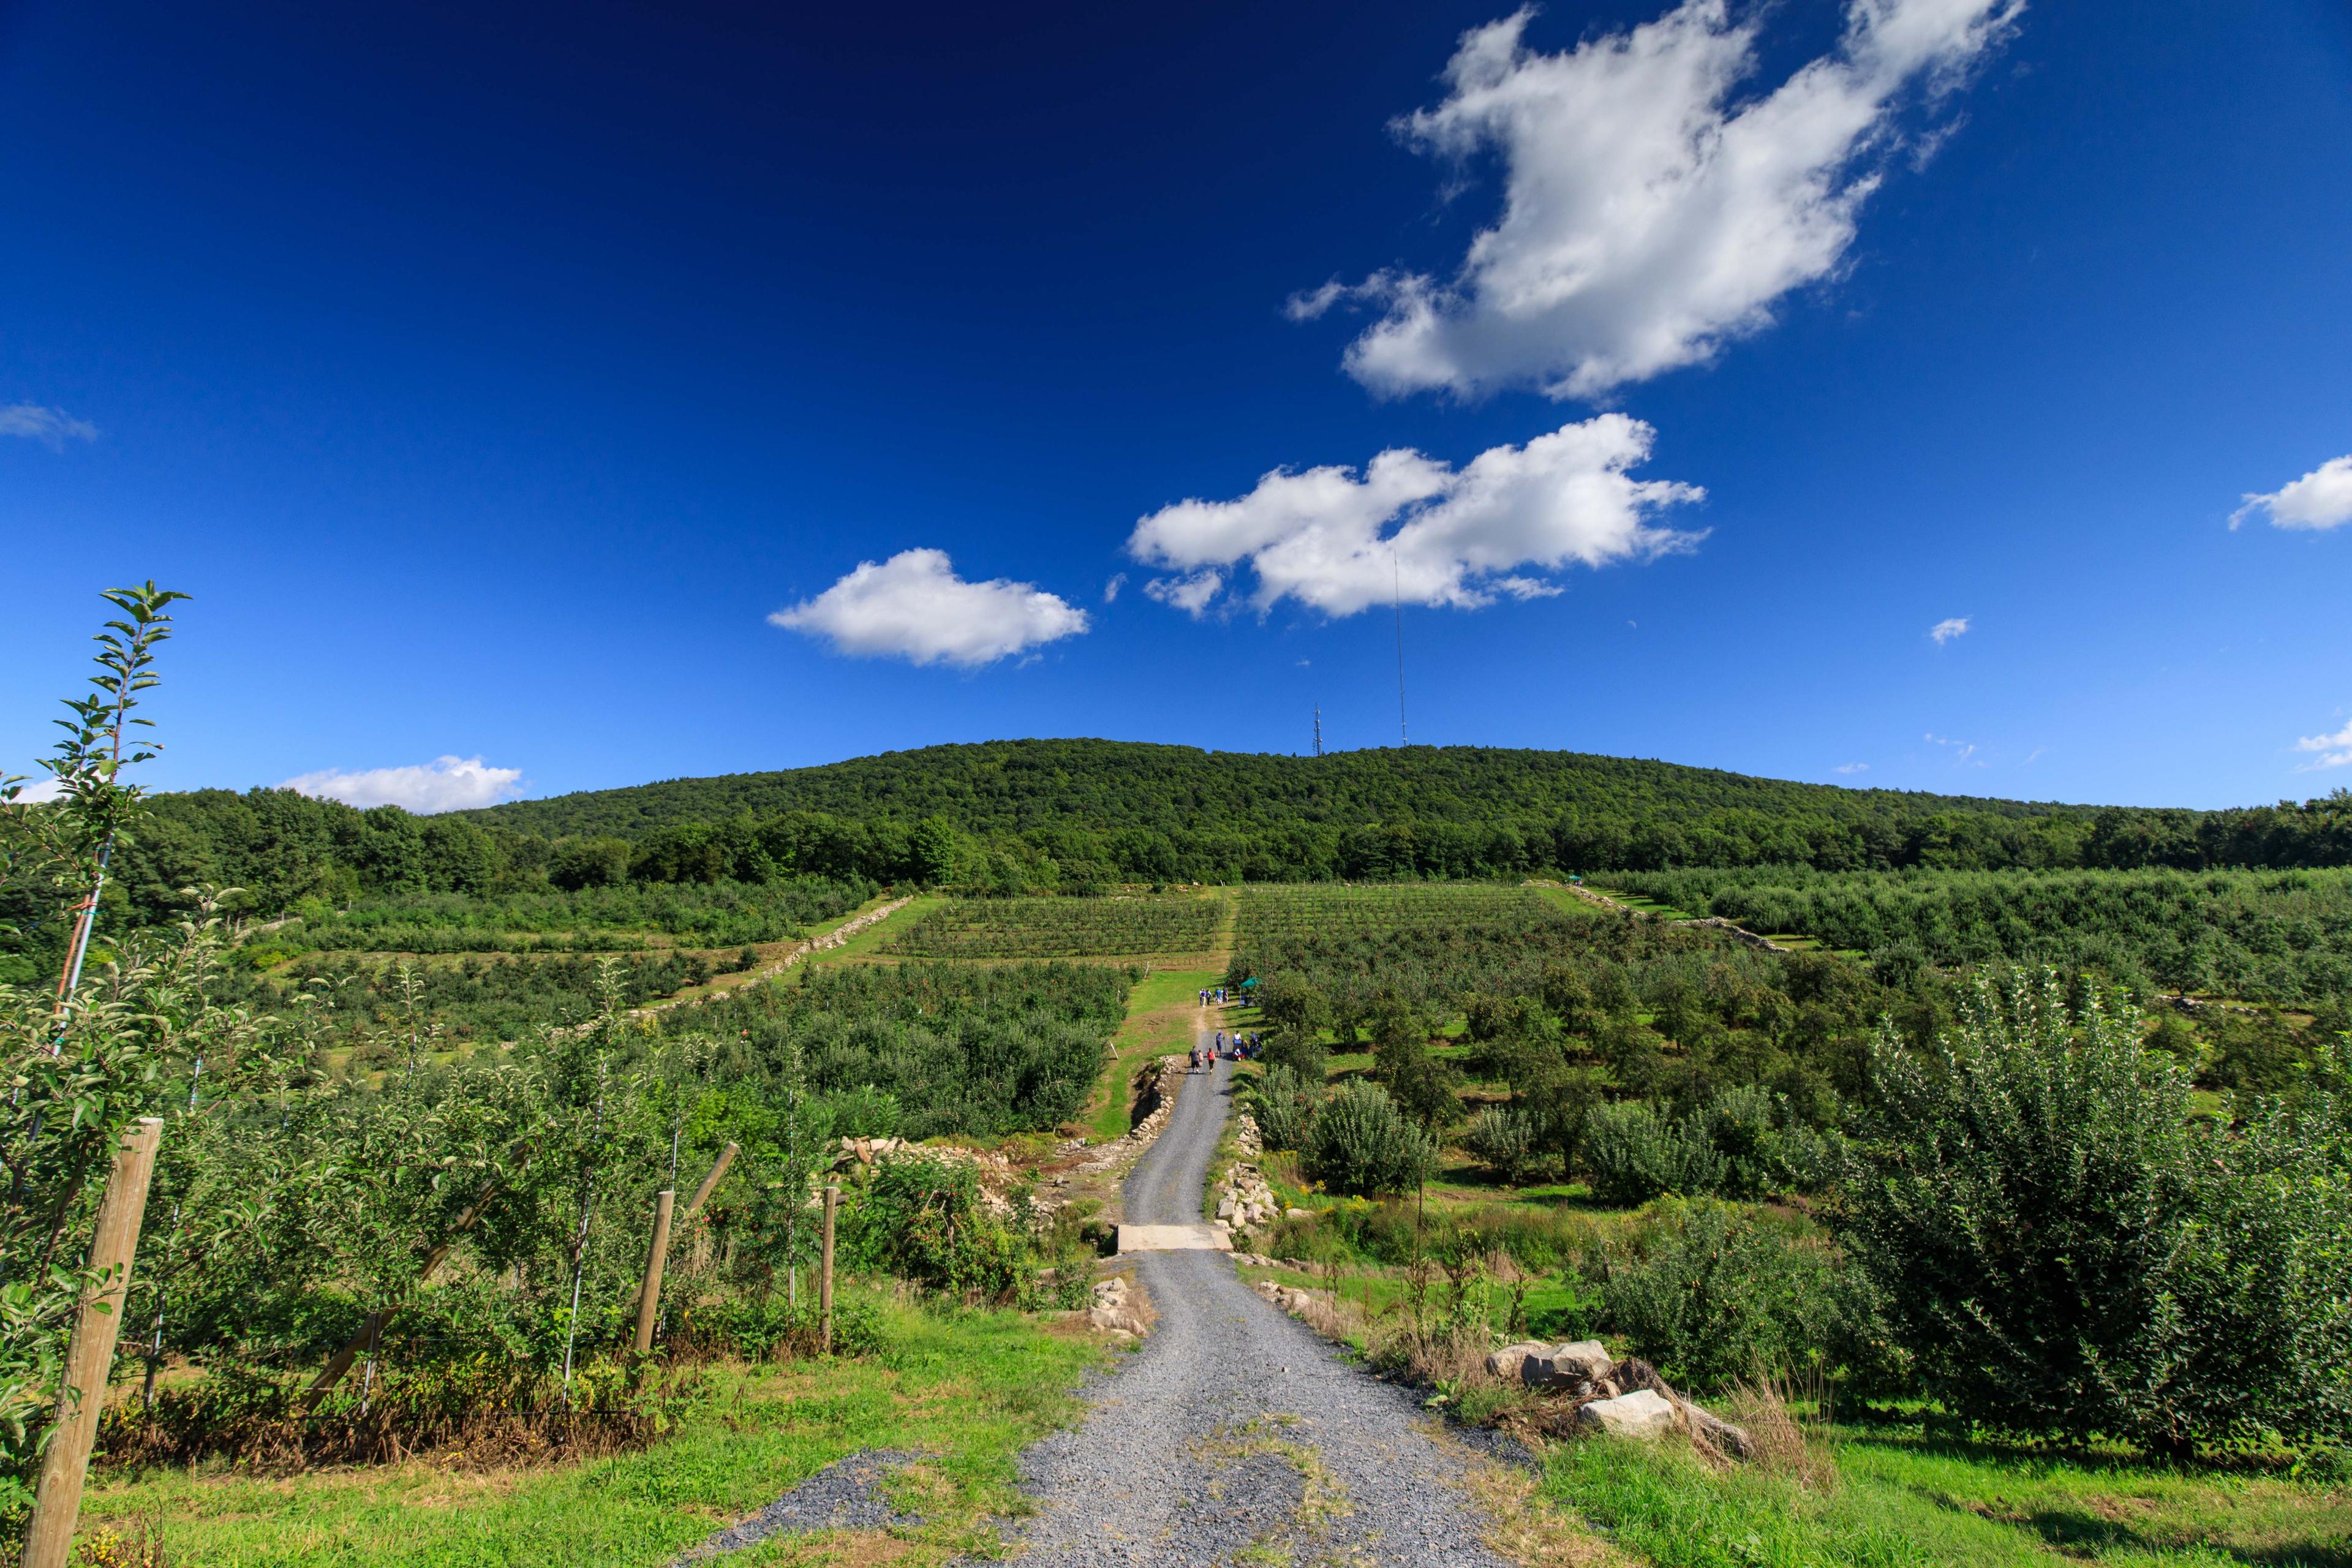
left=1717, top=1376, right=1838, bottom=1490
left=1426, top=1424, right=1629, bottom=1568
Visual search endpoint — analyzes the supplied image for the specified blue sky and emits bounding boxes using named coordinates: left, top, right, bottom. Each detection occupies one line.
left=4, top=0, right=2348, bottom=813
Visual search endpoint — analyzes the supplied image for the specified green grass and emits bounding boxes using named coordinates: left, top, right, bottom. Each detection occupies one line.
left=1583, top=886, right=1700, bottom=921
left=78, top=1289, right=1105, bottom=1567
left=1543, top=1425, right=2352, bottom=1568
left=801, top=892, right=940, bottom=969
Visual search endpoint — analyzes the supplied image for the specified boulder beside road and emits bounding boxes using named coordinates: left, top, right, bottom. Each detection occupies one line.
left=1484, top=1341, right=1549, bottom=1382
left=1521, top=1340, right=1613, bottom=1390
left=1575, top=1389, right=1678, bottom=1441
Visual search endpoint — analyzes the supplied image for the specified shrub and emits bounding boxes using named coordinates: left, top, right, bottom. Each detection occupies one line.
left=2172, top=1061, right=2352, bottom=1446
left=1307, top=1081, right=1437, bottom=1197
left=1601, top=1200, right=1861, bottom=1392
left=1261, top=1031, right=1329, bottom=1084
left=1581, top=1100, right=1720, bottom=1205
left=821, top=1084, right=902, bottom=1139
left=1692, top=1084, right=1833, bottom=1199
left=1464, top=1106, right=1537, bottom=1183
left=1253, top=1065, right=1320, bottom=1153
left=840, top=1158, right=1039, bottom=1301
left=1838, top=968, right=2352, bottom=1454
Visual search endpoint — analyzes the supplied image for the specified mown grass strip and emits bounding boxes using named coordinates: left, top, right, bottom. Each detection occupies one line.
left=78, top=1291, right=1103, bottom=1568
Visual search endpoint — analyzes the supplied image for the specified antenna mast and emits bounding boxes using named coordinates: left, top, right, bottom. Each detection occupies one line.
left=1393, top=554, right=1408, bottom=746
left=1313, top=706, right=1324, bottom=757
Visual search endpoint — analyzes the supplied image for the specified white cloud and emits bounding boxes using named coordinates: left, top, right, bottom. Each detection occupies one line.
left=0, top=404, right=98, bottom=450
left=7, top=777, right=65, bottom=804
left=2233, top=456, right=2352, bottom=532
left=1128, top=413, right=1703, bottom=617
left=1924, top=731, right=1980, bottom=765
left=769, top=548, right=1090, bottom=668
left=1103, top=572, right=1128, bottom=603
left=1833, top=762, right=1869, bottom=774
left=1310, top=0, right=2020, bottom=400
left=283, top=756, right=526, bottom=813
left=2293, top=720, right=2352, bottom=772
left=1929, top=616, right=1970, bottom=644
left=1144, top=569, right=1226, bottom=616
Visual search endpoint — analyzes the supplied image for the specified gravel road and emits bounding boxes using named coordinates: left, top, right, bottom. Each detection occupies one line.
left=984, top=1038, right=1515, bottom=1567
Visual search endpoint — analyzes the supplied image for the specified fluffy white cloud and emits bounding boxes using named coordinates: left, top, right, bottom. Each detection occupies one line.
left=2233, top=456, right=2352, bottom=532
left=2294, top=720, right=2352, bottom=772
left=1305, top=0, right=2019, bottom=400
left=283, top=756, right=526, bottom=813
left=1929, top=616, right=1970, bottom=644
left=1144, top=569, right=1226, bottom=615
left=0, top=403, right=98, bottom=449
left=1128, top=414, right=1702, bottom=617
left=7, top=777, right=65, bottom=804
left=770, top=548, right=1090, bottom=667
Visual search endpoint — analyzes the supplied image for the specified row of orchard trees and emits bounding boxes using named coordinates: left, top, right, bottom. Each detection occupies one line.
left=0, top=589, right=845, bottom=1555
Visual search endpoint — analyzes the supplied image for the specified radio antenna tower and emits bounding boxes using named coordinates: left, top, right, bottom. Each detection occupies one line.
left=1313, top=706, right=1324, bottom=757
left=1393, top=553, right=1408, bottom=746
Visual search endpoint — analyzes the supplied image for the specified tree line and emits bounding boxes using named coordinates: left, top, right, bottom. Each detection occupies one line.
left=15, top=745, right=2348, bottom=973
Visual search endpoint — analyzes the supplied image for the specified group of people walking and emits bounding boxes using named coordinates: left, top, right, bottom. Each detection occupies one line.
left=1189, top=984, right=1265, bottom=1072
left=1189, top=1028, right=1265, bottom=1072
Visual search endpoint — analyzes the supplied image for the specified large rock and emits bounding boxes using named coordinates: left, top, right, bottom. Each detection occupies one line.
left=1522, top=1340, right=1613, bottom=1389
left=1576, top=1389, right=1678, bottom=1441
left=1485, top=1341, right=1548, bottom=1381
left=1088, top=1274, right=1152, bottom=1338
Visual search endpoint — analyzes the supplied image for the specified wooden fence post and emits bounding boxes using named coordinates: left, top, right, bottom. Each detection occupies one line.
left=631, top=1188, right=675, bottom=1356
left=680, top=1142, right=737, bottom=1223
left=23, top=1116, right=164, bottom=1568
left=820, top=1183, right=839, bottom=1354
left=618, top=1142, right=737, bottom=1325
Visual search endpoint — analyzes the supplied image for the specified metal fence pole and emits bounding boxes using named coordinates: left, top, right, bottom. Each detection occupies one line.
left=820, top=1183, right=839, bottom=1354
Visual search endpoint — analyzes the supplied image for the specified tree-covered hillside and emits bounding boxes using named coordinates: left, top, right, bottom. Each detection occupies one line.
left=465, top=740, right=2348, bottom=880
left=70, top=742, right=2350, bottom=942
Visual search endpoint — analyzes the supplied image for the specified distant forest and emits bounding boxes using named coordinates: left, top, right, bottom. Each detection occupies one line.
left=80, top=742, right=2352, bottom=923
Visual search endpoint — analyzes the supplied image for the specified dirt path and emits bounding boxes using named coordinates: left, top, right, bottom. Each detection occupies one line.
left=982, top=1022, right=1514, bottom=1567
left=1551, top=881, right=1789, bottom=952
left=625, top=895, right=916, bottom=1019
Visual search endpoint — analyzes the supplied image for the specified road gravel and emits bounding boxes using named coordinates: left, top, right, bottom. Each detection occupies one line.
left=981, top=1039, right=1515, bottom=1567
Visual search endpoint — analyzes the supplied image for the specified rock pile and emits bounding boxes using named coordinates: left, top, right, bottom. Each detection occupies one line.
left=1214, top=1161, right=1280, bottom=1234
left=829, top=1136, right=1025, bottom=1218
left=1249, top=1278, right=1332, bottom=1316
left=1088, top=1273, right=1153, bottom=1340
left=1485, top=1339, right=1751, bottom=1455
left=1229, top=1107, right=1263, bottom=1159
left=1118, top=1058, right=1186, bottom=1154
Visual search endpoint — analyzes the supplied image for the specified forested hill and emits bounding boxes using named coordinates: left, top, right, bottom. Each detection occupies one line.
left=474, top=739, right=2079, bottom=846
left=89, top=742, right=2350, bottom=932
left=452, top=739, right=2350, bottom=881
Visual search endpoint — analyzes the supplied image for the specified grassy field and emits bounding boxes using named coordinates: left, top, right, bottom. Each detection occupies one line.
left=77, top=1289, right=1104, bottom=1568
left=796, top=891, right=938, bottom=970
left=1544, top=1423, right=2352, bottom=1568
